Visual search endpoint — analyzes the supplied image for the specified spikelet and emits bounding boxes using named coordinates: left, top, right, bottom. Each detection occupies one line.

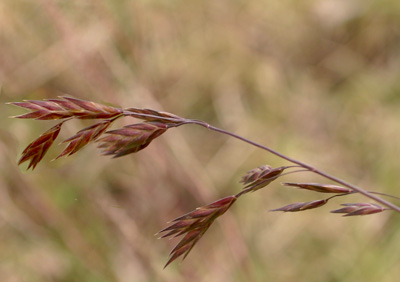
left=97, top=122, right=169, bottom=157
left=57, top=120, right=112, bottom=158
left=270, top=199, right=328, bottom=212
left=10, top=96, right=122, bottom=120
left=18, top=122, right=64, bottom=170
left=331, top=203, right=386, bottom=216
left=282, top=182, right=352, bottom=194
left=240, top=165, right=287, bottom=192
left=124, top=108, right=185, bottom=124
left=159, top=195, right=237, bottom=268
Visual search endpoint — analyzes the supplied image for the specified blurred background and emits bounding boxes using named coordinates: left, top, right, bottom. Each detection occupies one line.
left=1, top=0, right=400, bottom=281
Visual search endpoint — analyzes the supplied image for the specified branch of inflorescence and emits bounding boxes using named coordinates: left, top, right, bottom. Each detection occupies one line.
left=120, top=108, right=400, bottom=213
left=11, top=97, right=400, bottom=268
left=180, top=119, right=400, bottom=214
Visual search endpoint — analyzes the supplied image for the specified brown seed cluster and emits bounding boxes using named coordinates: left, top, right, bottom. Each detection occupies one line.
left=270, top=199, right=328, bottom=212
left=97, top=122, right=169, bottom=157
left=10, top=96, right=122, bottom=120
left=159, top=196, right=237, bottom=268
left=282, top=182, right=352, bottom=194
left=10, top=96, right=182, bottom=170
left=331, top=203, right=386, bottom=216
left=18, top=122, right=64, bottom=170
left=240, top=165, right=287, bottom=193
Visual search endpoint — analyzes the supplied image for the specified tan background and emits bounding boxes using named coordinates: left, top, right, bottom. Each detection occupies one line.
left=1, top=0, right=400, bottom=281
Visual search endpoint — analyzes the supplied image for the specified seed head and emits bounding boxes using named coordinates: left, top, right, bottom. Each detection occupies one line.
left=97, top=122, right=169, bottom=157
left=57, top=120, right=112, bottom=159
left=9, top=96, right=122, bottom=120
left=270, top=199, right=328, bottom=212
left=282, top=182, right=352, bottom=194
left=125, top=108, right=185, bottom=124
left=240, top=165, right=287, bottom=192
left=159, top=195, right=237, bottom=268
left=331, top=203, right=386, bottom=216
left=18, top=121, right=64, bottom=170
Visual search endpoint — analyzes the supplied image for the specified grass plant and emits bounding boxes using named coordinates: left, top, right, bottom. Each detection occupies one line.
left=9, top=96, right=400, bottom=268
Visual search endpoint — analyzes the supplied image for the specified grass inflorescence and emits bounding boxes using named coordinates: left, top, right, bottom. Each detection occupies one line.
left=9, top=96, right=400, bottom=268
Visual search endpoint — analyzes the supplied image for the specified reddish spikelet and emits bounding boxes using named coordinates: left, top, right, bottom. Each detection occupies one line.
left=125, top=108, right=185, bottom=124
left=240, top=165, right=273, bottom=184
left=159, top=195, right=237, bottom=268
left=240, top=165, right=286, bottom=192
left=18, top=122, right=64, bottom=170
left=9, top=96, right=122, bottom=120
left=97, top=122, right=169, bottom=157
left=282, top=182, right=352, bottom=194
left=56, top=121, right=112, bottom=159
left=331, top=203, right=386, bottom=216
left=270, top=199, right=328, bottom=212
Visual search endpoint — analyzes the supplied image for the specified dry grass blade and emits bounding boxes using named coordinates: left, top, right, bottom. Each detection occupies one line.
left=270, top=199, right=328, bottom=212
left=282, top=182, right=352, bottom=194
left=331, top=203, right=386, bottom=216
left=9, top=96, right=122, bottom=120
left=97, top=122, right=169, bottom=157
left=159, top=195, right=237, bottom=268
left=57, top=120, right=112, bottom=159
left=240, top=165, right=287, bottom=192
left=18, top=121, right=64, bottom=170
